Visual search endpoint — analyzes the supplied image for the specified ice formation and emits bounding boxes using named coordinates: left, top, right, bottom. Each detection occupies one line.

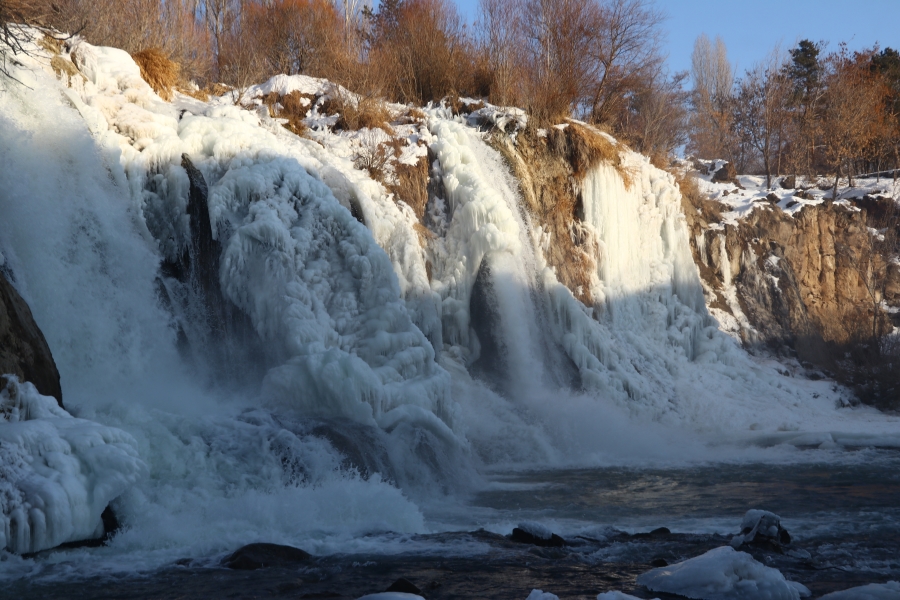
left=636, top=546, right=811, bottom=600
left=818, top=581, right=900, bottom=600
left=0, top=378, right=144, bottom=553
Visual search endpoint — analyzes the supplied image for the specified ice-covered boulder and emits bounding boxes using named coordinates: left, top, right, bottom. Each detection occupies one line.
left=511, top=522, right=566, bottom=547
left=636, top=545, right=810, bottom=600
left=0, top=377, right=145, bottom=554
left=818, top=582, right=900, bottom=600
left=730, top=509, right=791, bottom=550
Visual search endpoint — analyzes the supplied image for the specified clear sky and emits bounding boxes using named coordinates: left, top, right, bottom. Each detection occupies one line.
left=451, top=0, right=900, bottom=77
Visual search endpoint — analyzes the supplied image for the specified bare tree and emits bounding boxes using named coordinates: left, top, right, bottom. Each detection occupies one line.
left=688, top=33, right=735, bottom=161
left=620, top=69, right=689, bottom=158
left=585, top=0, right=664, bottom=127
left=732, top=49, right=792, bottom=189
left=820, top=44, right=887, bottom=196
left=477, top=0, right=523, bottom=106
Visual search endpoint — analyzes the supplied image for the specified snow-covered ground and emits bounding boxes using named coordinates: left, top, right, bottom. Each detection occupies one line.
left=692, top=158, right=900, bottom=225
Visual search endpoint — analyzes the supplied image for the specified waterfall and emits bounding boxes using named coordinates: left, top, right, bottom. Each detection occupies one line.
left=0, top=34, right=888, bottom=574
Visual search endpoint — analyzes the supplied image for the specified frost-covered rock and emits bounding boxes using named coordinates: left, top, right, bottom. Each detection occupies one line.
left=597, top=592, right=659, bottom=600
left=511, top=522, right=565, bottom=547
left=0, top=377, right=145, bottom=553
left=730, top=509, right=791, bottom=549
left=818, top=581, right=900, bottom=599
left=636, top=545, right=810, bottom=600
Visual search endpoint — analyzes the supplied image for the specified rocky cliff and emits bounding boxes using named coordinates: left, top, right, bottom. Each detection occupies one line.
left=0, top=268, right=63, bottom=407
left=681, top=173, right=900, bottom=366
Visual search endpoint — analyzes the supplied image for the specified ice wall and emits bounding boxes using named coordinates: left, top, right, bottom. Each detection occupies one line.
left=0, top=378, right=144, bottom=554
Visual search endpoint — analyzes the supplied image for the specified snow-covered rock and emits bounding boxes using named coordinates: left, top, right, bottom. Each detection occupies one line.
left=730, top=509, right=791, bottom=549
left=818, top=581, right=900, bottom=600
left=636, top=545, right=810, bottom=600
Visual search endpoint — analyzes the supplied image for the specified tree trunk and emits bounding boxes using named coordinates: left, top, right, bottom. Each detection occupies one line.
left=833, top=162, right=841, bottom=200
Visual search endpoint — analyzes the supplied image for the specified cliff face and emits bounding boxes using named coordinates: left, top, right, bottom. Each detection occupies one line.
left=0, top=269, right=63, bottom=407
left=683, top=190, right=900, bottom=362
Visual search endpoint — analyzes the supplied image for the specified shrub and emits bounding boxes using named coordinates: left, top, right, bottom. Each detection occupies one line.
left=132, top=47, right=180, bottom=101
left=353, top=131, right=393, bottom=181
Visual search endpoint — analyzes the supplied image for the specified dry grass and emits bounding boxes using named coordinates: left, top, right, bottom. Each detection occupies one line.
left=546, top=122, right=631, bottom=186
left=320, top=91, right=393, bottom=133
left=445, top=93, right=485, bottom=116
left=50, top=54, right=82, bottom=86
left=675, top=169, right=725, bottom=225
left=132, top=48, right=180, bottom=101
left=276, top=90, right=312, bottom=136
left=389, top=151, right=430, bottom=221
left=352, top=131, right=393, bottom=182
left=178, top=85, right=210, bottom=102
left=39, top=33, right=63, bottom=55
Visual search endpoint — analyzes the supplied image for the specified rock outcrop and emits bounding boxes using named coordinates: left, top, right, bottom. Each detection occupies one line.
left=683, top=194, right=899, bottom=362
left=0, top=269, right=63, bottom=407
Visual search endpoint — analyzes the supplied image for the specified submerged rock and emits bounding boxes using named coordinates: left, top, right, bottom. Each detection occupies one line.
left=0, top=270, right=62, bottom=407
left=222, top=542, right=313, bottom=570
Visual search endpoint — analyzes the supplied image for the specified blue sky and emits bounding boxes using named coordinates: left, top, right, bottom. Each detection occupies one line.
left=451, top=0, right=899, bottom=77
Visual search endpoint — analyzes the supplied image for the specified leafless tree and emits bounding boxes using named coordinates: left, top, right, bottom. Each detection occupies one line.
left=732, top=49, right=792, bottom=189
left=585, top=0, right=664, bottom=127
left=688, top=33, right=736, bottom=161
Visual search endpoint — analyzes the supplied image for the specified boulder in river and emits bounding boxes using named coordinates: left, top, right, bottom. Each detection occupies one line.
left=222, top=542, right=312, bottom=570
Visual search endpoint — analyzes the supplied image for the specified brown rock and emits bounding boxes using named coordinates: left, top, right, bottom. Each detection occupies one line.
left=0, top=270, right=62, bottom=407
left=712, top=162, right=738, bottom=184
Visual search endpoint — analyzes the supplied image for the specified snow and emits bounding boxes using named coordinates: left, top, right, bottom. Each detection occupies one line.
left=526, top=590, right=559, bottom=600
left=0, top=378, right=145, bottom=554
left=689, top=158, right=900, bottom=225
left=636, top=546, right=810, bottom=600
left=819, top=581, right=900, bottom=599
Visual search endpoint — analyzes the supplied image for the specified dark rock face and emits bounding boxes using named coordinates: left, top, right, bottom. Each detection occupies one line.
left=157, top=155, right=269, bottom=387
left=780, top=175, right=797, bottom=189
left=0, top=270, right=63, bottom=407
left=222, top=543, right=312, bottom=570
